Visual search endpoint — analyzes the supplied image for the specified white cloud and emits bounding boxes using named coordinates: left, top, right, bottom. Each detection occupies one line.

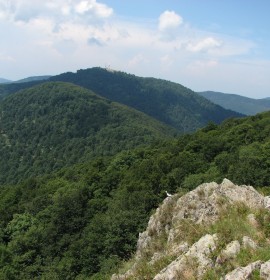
left=0, top=1, right=268, bottom=98
left=128, top=54, right=148, bottom=67
left=187, top=59, right=219, bottom=72
left=75, top=0, right=113, bottom=18
left=158, top=10, right=183, bottom=31
left=0, top=53, right=15, bottom=62
left=186, top=37, right=222, bottom=52
left=0, top=0, right=113, bottom=23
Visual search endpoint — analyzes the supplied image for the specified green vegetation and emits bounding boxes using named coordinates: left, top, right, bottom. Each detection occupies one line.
left=118, top=203, right=270, bottom=280
left=0, top=107, right=270, bottom=278
left=0, top=80, right=43, bottom=99
left=0, top=81, right=176, bottom=184
left=199, top=91, right=270, bottom=115
left=0, top=67, right=243, bottom=132
left=202, top=205, right=270, bottom=280
left=50, top=67, right=243, bottom=132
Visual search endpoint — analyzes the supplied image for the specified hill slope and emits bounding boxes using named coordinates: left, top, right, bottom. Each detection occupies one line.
left=0, top=80, right=43, bottom=99
left=0, top=81, right=175, bottom=184
left=14, top=75, right=51, bottom=83
left=49, top=68, right=243, bottom=132
left=199, top=91, right=270, bottom=115
left=0, top=78, right=11, bottom=83
left=0, top=110, right=269, bottom=278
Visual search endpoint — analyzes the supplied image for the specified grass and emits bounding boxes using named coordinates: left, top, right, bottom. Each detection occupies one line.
left=113, top=200, right=270, bottom=280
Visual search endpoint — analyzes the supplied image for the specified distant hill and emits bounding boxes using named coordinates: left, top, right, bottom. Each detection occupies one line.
left=0, top=78, right=12, bottom=84
left=0, top=80, right=45, bottom=99
left=199, top=91, right=270, bottom=115
left=15, top=75, right=51, bottom=83
left=0, top=68, right=243, bottom=132
left=0, top=82, right=175, bottom=184
left=49, top=68, right=243, bottom=132
left=0, top=76, right=50, bottom=98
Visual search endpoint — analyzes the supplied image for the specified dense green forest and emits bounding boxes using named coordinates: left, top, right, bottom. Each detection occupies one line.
left=0, top=68, right=243, bottom=132
left=0, top=80, right=43, bottom=99
left=0, top=110, right=270, bottom=279
left=0, top=82, right=175, bottom=184
left=50, top=68, right=243, bottom=132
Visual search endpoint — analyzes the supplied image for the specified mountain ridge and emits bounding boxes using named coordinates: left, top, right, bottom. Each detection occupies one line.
left=0, top=77, right=12, bottom=83
left=0, top=67, right=244, bottom=132
left=199, top=90, right=270, bottom=115
left=49, top=67, right=244, bottom=132
left=0, top=81, right=176, bottom=184
left=14, top=75, right=51, bottom=83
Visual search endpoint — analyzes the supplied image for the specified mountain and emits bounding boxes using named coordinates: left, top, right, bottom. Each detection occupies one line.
left=0, top=81, right=176, bottom=184
left=113, top=179, right=270, bottom=279
left=0, top=68, right=244, bottom=132
left=0, top=78, right=12, bottom=83
left=49, top=67, right=244, bottom=132
left=0, top=76, right=51, bottom=98
left=199, top=90, right=270, bottom=115
left=14, top=75, right=51, bottom=83
left=0, top=80, right=44, bottom=99
left=0, top=109, right=270, bottom=279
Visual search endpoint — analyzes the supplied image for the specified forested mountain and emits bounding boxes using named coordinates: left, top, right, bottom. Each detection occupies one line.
left=50, top=67, right=243, bottom=132
left=14, top=75, right=51, bottom=83
left=0, top=78, right=11, bottom=84
left=0, top=82, right=176, bottom=184
left=0, top=80, right=43, bottom=99
left=0, top=68, right=244, bottom=131
left=0, top=110, right=270, bottom=279
left=199, top=90, right=270, bottom=115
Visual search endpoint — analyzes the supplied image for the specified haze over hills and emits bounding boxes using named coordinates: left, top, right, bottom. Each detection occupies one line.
left=14, top=75, right=51, bottom=83
left=0, top=76, right=50, bottom=84
left=0, top=81, right=175, bottom=184
left=0, top=78, right=12, bottom=84
left=199, top=91, right=270, bottom=115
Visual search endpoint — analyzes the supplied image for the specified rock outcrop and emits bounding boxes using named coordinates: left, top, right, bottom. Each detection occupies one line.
left=112, top=179, right=270, bottom=280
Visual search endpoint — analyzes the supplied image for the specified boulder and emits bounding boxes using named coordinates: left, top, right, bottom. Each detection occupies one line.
left=260, top=260, right=270, bottom=279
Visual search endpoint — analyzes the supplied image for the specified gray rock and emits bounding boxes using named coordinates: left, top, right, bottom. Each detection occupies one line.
left=264, top=196, right=270, bottom=209
left=247, top=213, right=259, bottom=228
left=216, top=240, right=240, bottom=264
left=153, top=234, right=218, bottom=280
left=242, top=236, right=258, bottom=250
left=260, top=260, right=270, bottom=279
left=111, top=180, right=267, bottom=280
left=224, top=261, right=262, bottom=280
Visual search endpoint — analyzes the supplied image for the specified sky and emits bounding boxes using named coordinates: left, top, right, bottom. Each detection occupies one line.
left=0, top=0, right=270, bottom=98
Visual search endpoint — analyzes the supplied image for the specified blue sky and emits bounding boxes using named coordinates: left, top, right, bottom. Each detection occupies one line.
left=0, top=0, right=269, bottom=98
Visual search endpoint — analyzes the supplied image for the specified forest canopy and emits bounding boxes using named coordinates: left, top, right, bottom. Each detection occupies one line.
left=0, top=109, right=269, bottom=279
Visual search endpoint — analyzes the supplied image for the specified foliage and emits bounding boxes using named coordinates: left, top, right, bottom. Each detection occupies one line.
left=0, top=96, right=269, bottom=278
left=0, top=67, right=243, bottom=132
left=0, top=81, right=175, bottom=184
left=50, top=67, right=243, bottom=132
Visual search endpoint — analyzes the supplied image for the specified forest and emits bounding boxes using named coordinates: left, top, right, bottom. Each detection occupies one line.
left=0, top=67, right=243, bottom=132
left=0, top=100, right=269, bottom=279
left=0, top=81, right=175, bottom=184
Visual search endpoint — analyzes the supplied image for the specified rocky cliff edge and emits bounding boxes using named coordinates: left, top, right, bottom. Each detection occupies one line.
left=112, top=179, right=270, bottom=280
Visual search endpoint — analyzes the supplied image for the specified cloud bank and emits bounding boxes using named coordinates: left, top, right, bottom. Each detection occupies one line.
left=0, top=0, right=268, bottom=98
